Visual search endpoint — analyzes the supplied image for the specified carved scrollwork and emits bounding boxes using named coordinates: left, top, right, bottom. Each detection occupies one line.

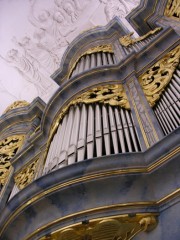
left=139, top=45, right=180, bottom=107
left=40, top=214, right=157, bottom=240
left=57, top=84, right=129, bottom=122
left=0, top=135, right=25, bottom=188
left=49, top=84, right=129, bottom=144
left=4, top=100, right=29, bottom=114
left=119, top=27, right=162, bottom=47
left=84, top=45, right=113, bottom=55
left=164, top=0, right=180, bottom=19
left=68, top=44, right=113, bottom=78
left=14, top=158, right=39, bottom=190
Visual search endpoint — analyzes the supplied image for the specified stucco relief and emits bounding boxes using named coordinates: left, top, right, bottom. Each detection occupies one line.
left=100, top=0, right=140, bottom=21
left=1, top=48, right=52, bottom=95
left=0, top=0, right=140, bottom=115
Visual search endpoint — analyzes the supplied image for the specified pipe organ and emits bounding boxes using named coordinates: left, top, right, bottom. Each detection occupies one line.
left=43, top=103, right=141, bottom=175
left=0, top=14, right=180, bottom=240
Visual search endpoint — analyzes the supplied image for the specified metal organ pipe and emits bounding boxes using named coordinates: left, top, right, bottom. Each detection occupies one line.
left=77, top=104, right=87, bottom=161
left=87, top=104, right=95, bottom=159
left=68, top=106, right=80, bottom=165
left=43, top=103, right=141, bottom=174
left=108, top=105, right=119, bottom=154
left=95, top=104, right=103, bottom=157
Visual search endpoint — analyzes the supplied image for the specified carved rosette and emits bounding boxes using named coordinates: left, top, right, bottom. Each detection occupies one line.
left=14, top=158, right=39, bottom=190
left=40, top=214, right=157, bottom=240
left=4, top=100, right=29, bottom=114
left=139, top=45, right=180, bottom=107
left=119, top=27, right=162, bottom=47
left=0, top=135, right=25, bottom=188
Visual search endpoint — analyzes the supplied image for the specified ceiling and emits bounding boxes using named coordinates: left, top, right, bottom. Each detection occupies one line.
left=0, top=0, right=140, bottom=115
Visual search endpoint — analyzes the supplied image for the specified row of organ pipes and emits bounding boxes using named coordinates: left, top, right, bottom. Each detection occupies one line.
left=43, top=104, right=141, bottom=174
left=70, top=31, right=161, bottom=79
left=153, top=66, right=180, bottom=135
left=70, top=52, right=116, bottom=78
left=122, top=30, right=161, bottom=55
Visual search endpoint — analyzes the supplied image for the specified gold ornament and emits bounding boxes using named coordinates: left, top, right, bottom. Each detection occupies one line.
left=0, top=135, right=24, bottom=187
left=40, top=214, right=157, bottom=240
left=4, top=100, right=29, bottom=114
left=139, top=45, right=180, bottom=107
left=164, top=0, right=180, bottom=19
left=14, top=158, right=39, bottom=190
left=119, top=27, right=162, bottom=47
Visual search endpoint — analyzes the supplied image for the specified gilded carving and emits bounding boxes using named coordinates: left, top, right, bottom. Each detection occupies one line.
left=40, top=214, right=157, bottom=240
left=84, top=45, right=113, bottom=54
left=164, top=0, right=180, bottom=19
left=4, top=100, right=29, bottom=114
left=139, top=45, right=180, bottom=107
left=14, top=158, right=39, bottom=190
left=69, top=44, right=113, bottom=78
left=49, top=84, right=129, bottom=144
left=119, top=27, right=162, bottom=47
left=0, top=135, right=25, bottom=188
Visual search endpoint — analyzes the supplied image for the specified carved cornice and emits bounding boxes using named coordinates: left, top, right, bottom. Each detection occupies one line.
left=0, top=135, right=25, bottom=187
left=139, top=45, right=180, bottom=107
left=119, top=27, right=162, bottom=47
left=40, top=214, right=157, bottom=240
left=4, top=101, right=29, bottom=114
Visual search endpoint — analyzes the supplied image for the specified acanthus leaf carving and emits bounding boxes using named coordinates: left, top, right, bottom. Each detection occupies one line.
left=14, top=158, right=39, bottom=190
left=164, top=0, right=180, bottom=19
left=139, top=45, right=180, bottom=107
left=40, top=214, right=157, bottom=240
left=0, top=135, right=25, bottom=189
left=119, top=27, right=162, bottom=47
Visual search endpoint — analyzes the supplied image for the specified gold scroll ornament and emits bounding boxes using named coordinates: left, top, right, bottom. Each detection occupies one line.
left=68, top=44, right=113, bottom=78
left=14, top=158, right=39, bottom=190
left=164, top=0, right=180, bottom=19
left=40, top=214, right=157, bottom=240
left=119, top=27, right=162, bottom=47
left=4, top=100, right=29, bottom=114
left=49, top=84, right=129, bottom=145
left=139, top=45, right=180, bottom=107
left=0, top=135, right=25, bottom=187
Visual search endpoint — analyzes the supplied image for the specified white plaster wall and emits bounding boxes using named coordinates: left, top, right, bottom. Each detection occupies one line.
left=0, top=0, right=140, bottom=116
